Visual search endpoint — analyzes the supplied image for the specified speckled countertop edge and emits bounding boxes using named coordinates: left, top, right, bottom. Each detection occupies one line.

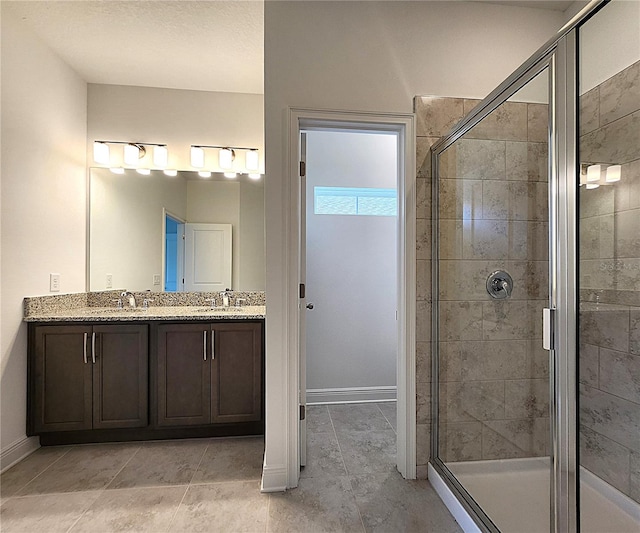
left=24, top=305, right=265, bottom=322
left=24, top=291, right=266, bottom=322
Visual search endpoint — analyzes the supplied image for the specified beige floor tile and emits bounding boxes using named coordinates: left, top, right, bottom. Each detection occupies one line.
left=191, top=437, right=264, bottom=484
left=300, top=430, right=346, bottom=479
left=335, top=429, right=396, bottom=476
left=268, top=476, right=364, bottom=533
left=170, top=481, right=267, bottom=532
left=107, top=439, right=208, bottom=489
left=18, top=443, right=140, bottom=496
left=328, top=404, right=392, bottom=432
left=70, top=486, right=187, bottom=532
left=0, top=491, right=100, bottom=532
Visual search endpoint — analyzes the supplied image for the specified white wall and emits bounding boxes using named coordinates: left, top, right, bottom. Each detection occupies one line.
left=239, top=181, right=266, bottom=290
left=579, top=0, right=640, bottom=92
left=1, top=11, right=87, bottom=462
left=87, top=84, right=264, bottom=173
left=89, top=169, right=187, bottom=292
left=263, top=0, right=564, bottom=489
left=306, top=131, right=397, bottom=394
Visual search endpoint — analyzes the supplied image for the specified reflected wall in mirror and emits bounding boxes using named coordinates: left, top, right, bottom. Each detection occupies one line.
left=89, top=168, right=265, bottom=292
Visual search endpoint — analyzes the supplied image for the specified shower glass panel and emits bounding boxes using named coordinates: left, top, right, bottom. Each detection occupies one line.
left=577, top=1, right=640, bottom=531
left=436, top=68, right=551, bottom=531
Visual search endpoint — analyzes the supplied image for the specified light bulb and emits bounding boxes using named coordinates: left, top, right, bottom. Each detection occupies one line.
left=164, top=169, right=177, bottom=177
left=153, top=145, right=168, bottom=167
left=110, top=167, right=125, bottom=175
left=198, top=171, right=212, bottom=178
left=224, top=172, right=237, bottom=179
left=93, top=142, right=110, bottom=164
left=136, top=168, right=151, bottom=175
left=586, top=164, right=602, bottom=183
left=219, top=148, right=234, bottom=170
left=586, top=182, right=600, bottom=190
left=124, top=144, right=141, bottom=166
left=191, top=147, right=205, bottom=168
left=245, top=149, right=259, bottom=171
left=605, top=165, right=621, bottom=183
left=248, top=173, right=262, bottom=180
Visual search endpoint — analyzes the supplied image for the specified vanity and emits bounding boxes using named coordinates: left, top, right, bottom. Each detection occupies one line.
left=24, top=292, right=265, bottom=446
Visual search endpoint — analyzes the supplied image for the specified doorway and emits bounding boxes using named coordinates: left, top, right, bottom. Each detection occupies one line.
left=289, top=109, right=416, bottom=485
left=163, top=211, right=185, bottom=292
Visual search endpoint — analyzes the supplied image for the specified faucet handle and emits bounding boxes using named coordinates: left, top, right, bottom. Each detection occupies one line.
left=142, top=298, right=154, bottom=309
left=206, top=298, right=216, bottom=309
left=113, top=299, right=123, bottom=309
left=235, top=298, right=246, bottom=307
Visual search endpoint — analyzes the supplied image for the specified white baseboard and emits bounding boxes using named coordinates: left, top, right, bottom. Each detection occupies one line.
left=1, top=436, right=40, bottom=473
left=306, top=386, right=397, bottom=405
left=260, top=462, right=288, bottom=493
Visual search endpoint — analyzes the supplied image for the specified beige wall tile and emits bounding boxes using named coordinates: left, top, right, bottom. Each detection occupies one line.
left=462, top=219, right=509, bottom=260
left=439, top=260, right=504, bottom=300
left=481, top=180, right=510, bottom=219
left=438, top=341, right=462, bottom=382
left=580, top=426, right=631, bottom=496
left=578, top=343, right=599, bottom=387
left=459, top=340, right=529, bottom=381
left=439, top=301, right=483, bottom=341
left=439, top=219, right=463, bottom=259
left=416, top=300, right=432, bottom=343
left=415, top=97, right=465, bottom=137
left=416, top=423, right=432, bottom=465
left=483, top=300, right=534, bottom=341
left=416, top=218, right=432, bottom=260
left=438, top=179, right=482, bottom=220
left=580, top=86, right=600, bottom=135
left=416, top=260, right=432, bottom=302
left=527, top=104, right=549, bottom=143
left=580, top=308, right=630, bottom=352
left=440, top=421, right=482, bottom=462
left=631, top=310, right=640, bottom=356
left=510, top=221, right=549, bottom=261
left=440, top=381, right=505, bottom=423
left=504, top=378, right=549, bottom=419
left=630, top=451, right=640, bottom=503
left=416, top=342, right=431, bottom=384
left=581, top=111, right=640, bottom=165
left=417, top=136, right=440, bottom=178
left=416, top=177, right=431, bottom=218
left=599, top=61, right=640, bottom=127
left=599, top=347, right=640, bottom=404
left=614, top=209, right=640, bottom=258
left=465, top=101, right=528, bottom=142
left=482, top=418, right=548, bottom=459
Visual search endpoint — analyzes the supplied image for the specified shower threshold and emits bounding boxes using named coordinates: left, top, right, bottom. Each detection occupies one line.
left=430, top=458, right=640, bottom=533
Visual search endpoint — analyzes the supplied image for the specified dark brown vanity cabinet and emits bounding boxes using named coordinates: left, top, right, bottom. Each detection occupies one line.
left=29, top=324, right=148, bottom=434
left=157, top=322, right=263, bottom=427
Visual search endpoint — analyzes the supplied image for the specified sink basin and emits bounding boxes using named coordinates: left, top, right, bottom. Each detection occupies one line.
left=84, top=307, right=148, bottom=315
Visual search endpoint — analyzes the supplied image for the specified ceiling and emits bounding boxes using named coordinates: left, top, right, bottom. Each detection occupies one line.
left=2, top=0, right=264, bottom=94
left=3, top=0, right=573, bottom=96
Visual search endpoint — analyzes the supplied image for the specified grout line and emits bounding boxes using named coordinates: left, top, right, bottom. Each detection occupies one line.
left=166, top=484, right=190, bottom=531
left=65, top=488, right=106, bottom=533
left=11, top=445, right=73, bottom=496
left=327, top=406, right=349, bottom=477
left=102, top=444, right=143, bottom=491
left=187, top=440, right=210, bottom=486
left=265, top=489, right=271, bottom=533
left=376, top=403, right=396, bottom=434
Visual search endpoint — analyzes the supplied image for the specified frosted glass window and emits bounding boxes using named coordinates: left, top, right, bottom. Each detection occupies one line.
left=314, top=187, right=397, bottom=217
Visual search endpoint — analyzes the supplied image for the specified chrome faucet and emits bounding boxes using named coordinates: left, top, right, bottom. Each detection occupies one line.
left=220, top=289, right=233, bottom=307
left=120, top=291, right=137, bottom=308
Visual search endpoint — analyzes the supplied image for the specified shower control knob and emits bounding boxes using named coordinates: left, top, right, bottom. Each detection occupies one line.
left=306, top=303, right=314, bottom=310
left=486, top=270, right=513, bottom=299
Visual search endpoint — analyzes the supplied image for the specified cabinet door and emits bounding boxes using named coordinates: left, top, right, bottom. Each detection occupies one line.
left=93, top=325, right=148, bottom=429
left=157, top=323, right=211, bottom=426
left=32, top=325, right=93, bottom=433
left=211, top=322, right=263, bottom=423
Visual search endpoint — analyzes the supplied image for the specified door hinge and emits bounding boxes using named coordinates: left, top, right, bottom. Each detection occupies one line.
left=299, top=161, right=306, bottom=177
left=299, top=283, right=305, bottom=299
left=300, top=404, right=306, bottom=421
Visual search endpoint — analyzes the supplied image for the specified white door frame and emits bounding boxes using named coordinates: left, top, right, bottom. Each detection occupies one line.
left=286, top=108, right=416, bottom=486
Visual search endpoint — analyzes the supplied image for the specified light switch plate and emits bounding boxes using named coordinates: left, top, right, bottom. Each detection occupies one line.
left=153, top=274, right=161, bottom=285
left=106, top=273, right=113, bottom=289
left=50, top=273, right=60, bottom=292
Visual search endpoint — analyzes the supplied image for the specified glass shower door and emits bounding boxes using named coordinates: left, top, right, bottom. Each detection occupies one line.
left=433, top=67, right=552, bottom=532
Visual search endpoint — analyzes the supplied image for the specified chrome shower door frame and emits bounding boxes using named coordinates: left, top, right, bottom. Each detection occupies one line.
left=429, top=2, right=609, bottom=530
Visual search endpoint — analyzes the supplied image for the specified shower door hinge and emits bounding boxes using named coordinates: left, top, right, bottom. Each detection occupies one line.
left=543, top=308, right=555, bottom=350
left=300, top=405, right=306, bottom=421
left=299, top=161, right=306, bottom=177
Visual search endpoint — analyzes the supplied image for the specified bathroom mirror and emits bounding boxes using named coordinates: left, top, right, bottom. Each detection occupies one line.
left=88, top=168, right=265, bottom=292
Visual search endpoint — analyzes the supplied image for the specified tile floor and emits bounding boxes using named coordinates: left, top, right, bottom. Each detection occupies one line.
left=0, top=403, right=461, bottom=532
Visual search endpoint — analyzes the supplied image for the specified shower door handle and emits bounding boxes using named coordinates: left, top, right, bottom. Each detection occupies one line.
left=542, top=308, right=555, bottom=350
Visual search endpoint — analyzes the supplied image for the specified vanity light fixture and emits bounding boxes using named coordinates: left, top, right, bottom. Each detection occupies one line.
left=153, top=145, right=169, bottom=168
left=605, top=164, right=621, bottom=183
left=164, top=169, right=178, bottom=177
left=198, top=171, right=212, bottom=178
left=136, top=168, right=151, bottom=176
left=190, top=145, right=260, bottom=175
left=110, top=167, right=125, bottom=175
left=586, top=164, right=602, bottom=183
left=124, top=143, right=146, bottom=166
left=246, top=149, right=259, bottom=172
left=219, top=148, right=235, bottom=170
left=93, top=142, right=110, bottom=164
left=586, top=182, right=600, bottom=190
left=190, top=146, right=205, bottom=168
left=224, top=172, right=238, bottom=179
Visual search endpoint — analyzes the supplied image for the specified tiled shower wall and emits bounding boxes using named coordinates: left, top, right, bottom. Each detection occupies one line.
left=414, top=95, right=550, bottom=473
left=578, top=60, right=640, bottom=504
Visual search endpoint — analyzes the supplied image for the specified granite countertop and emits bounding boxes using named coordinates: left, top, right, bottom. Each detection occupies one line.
left=24, top=305, right=266, bottom=323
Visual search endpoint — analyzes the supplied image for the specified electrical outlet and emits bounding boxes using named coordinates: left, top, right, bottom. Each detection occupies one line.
left=106, top=273, right=113, bottom=289
left=50, top=273, right=60, bottom=292
left=153, top=274, right=161, bottom=286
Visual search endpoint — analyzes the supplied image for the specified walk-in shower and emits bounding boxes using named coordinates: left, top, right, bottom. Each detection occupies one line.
left=429, top=1, right=639, bottom=531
